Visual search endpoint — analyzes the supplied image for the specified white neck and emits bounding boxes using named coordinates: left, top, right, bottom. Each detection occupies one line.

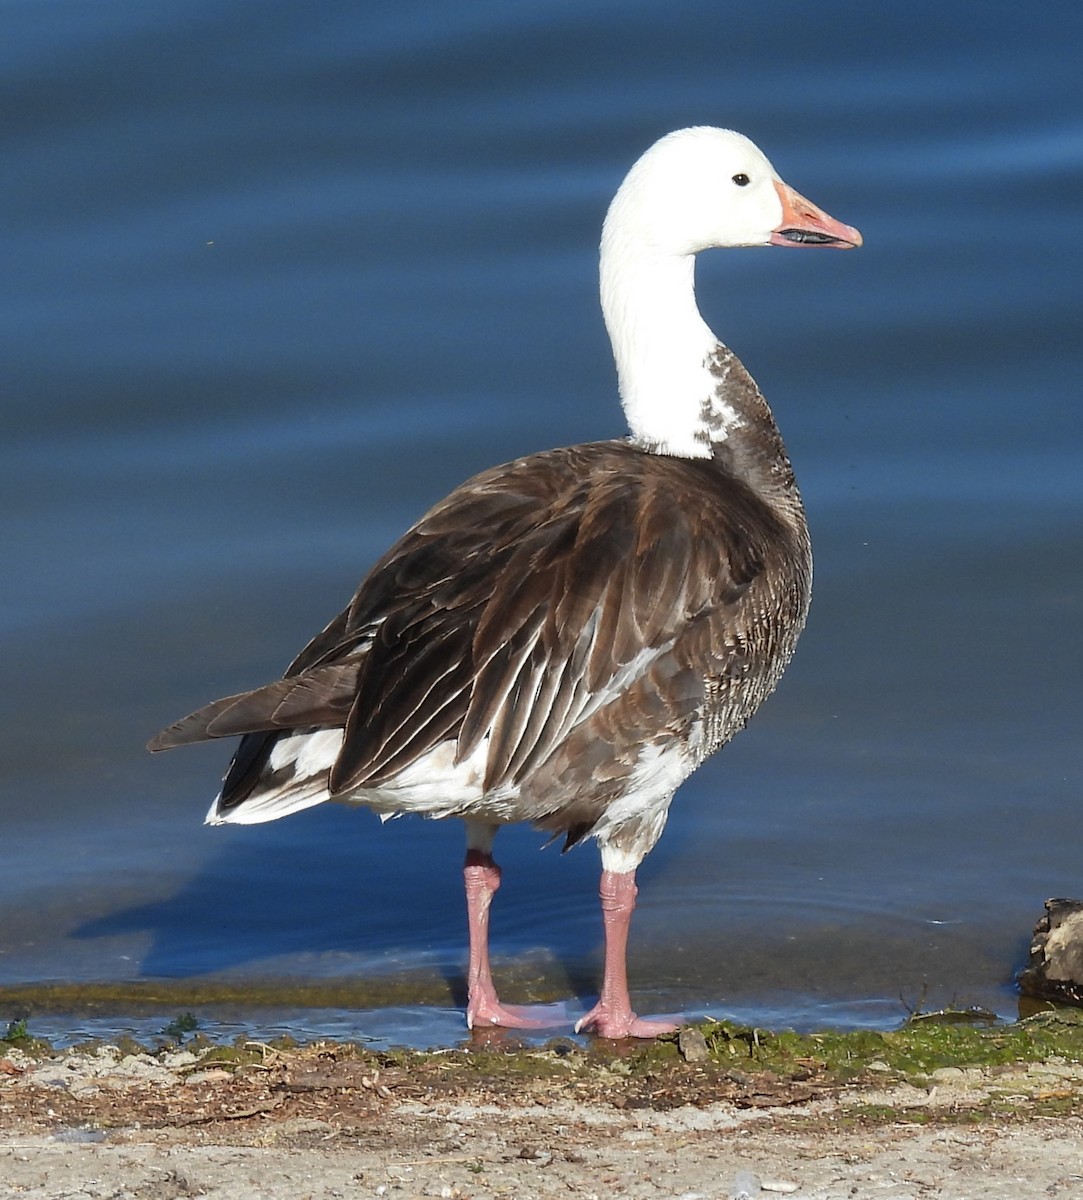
left=600, top=241, right=738, bottom=460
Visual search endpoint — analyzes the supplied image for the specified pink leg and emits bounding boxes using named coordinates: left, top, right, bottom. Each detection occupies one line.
left=463, top=849, right=559, bottom=1030
left=575, top=869, right=680, bottom=1039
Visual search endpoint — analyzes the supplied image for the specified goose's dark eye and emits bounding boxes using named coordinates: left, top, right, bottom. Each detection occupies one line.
left=732, top=173, right=750, bottom=187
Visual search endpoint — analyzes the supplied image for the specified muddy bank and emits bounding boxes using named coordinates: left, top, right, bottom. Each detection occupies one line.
left=4, top=1020, right=1083, bottom=1198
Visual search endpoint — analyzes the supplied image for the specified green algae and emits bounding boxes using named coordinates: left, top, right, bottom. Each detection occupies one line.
left=1, top=1017, right=51, bottom=1055
left=0, top=976, right=467, bottom=1014
left=161, top=1012, right=200, bottom=1043
left=693, top=1008, right=1083, bottom=1083
left=5, top=979, right=1083, bottom=1096
left=2, top=1018, right=30, bottom=1044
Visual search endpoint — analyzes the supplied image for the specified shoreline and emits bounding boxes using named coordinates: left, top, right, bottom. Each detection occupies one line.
left=4, top=1016, right=1083, bottom=1197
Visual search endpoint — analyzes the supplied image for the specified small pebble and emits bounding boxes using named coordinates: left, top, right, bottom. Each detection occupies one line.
left=184, top=1068, right=233, bottom=1084
left=51, top=1128, right=108, bottom=1145
left=762, top=1183, right=799, bottom=1195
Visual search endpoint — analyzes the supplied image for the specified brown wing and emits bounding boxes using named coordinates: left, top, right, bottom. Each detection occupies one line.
left=149, top=440, right=791, bottom=809
left=328, top=442, right=778, bottom=794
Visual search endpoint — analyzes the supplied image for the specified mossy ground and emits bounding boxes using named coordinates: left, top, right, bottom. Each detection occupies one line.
left=6, top=1001, right=1083, bottom=1128
left=696, top=1007, right=1083, bottom=1080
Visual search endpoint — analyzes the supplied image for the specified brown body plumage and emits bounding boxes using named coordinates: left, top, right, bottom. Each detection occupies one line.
left=152, top=421, right=809, bottom=855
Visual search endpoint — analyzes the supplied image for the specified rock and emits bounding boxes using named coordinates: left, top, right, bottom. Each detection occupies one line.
left=677, top=1027, right=709, bottom=1062
left=1018, top=899, right=1083, bottom=1005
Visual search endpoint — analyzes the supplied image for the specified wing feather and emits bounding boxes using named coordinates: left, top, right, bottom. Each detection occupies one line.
left=327, top=445, right=775, bottom=792
left=148, top=663, right=359, bottom=750
left=151, top=441, right=803, bottom=817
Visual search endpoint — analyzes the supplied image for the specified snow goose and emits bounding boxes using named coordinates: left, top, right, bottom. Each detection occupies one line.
left=149, top=127, right=861, bottom=1038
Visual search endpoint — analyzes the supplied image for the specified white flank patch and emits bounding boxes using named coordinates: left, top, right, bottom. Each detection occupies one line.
left=355, top=736, right=521, bottom=824
left=594, top=735, right=700, bottom=874
left=207, top=729, right=523, bottom=829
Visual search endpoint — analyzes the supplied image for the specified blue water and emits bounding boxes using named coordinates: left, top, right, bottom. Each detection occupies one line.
left=3, top=0, right=1082, bottom=1045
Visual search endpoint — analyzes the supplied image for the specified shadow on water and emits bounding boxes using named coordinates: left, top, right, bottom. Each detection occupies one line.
left=67, top=804, right=609, bottom=1010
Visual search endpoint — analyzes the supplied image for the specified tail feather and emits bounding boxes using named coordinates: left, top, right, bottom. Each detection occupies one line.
left=147, top=663, right=359, bottom=751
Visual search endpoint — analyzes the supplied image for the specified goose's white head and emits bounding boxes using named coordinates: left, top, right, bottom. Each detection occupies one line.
left=602, top=126, right=862, bottom=257
left=600, top=127, right=861, bottom=459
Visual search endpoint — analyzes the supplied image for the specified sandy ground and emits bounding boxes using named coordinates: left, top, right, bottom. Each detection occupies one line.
left=3, top=1041, right=1083, bottom=1199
